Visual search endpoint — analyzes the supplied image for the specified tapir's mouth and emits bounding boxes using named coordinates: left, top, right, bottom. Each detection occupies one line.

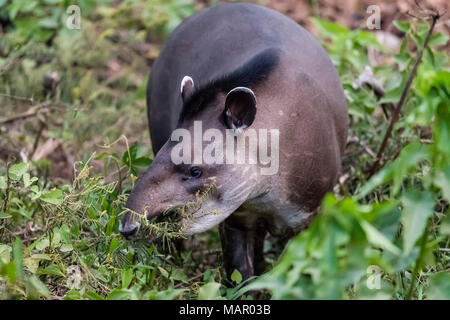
left=122, top=182, right=220, bottom=239
left=136, top=205, right=187, bottom=240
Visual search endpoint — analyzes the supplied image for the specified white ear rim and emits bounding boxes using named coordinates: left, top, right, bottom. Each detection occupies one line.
left=226, top=86, right=256, bottom=101
left=181, top=76, right=194, bottom=94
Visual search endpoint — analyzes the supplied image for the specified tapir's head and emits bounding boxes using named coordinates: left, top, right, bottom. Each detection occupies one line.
left=119, top=75, right=266, bottom=239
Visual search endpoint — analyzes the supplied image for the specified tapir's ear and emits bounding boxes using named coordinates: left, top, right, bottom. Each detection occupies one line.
left=181, top=76, right=195, bottom=103
left=224, top=87, right=257, bottom=131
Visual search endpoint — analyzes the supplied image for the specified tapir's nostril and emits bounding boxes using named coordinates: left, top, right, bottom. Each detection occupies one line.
left=119, top=222, right=139, bottom=240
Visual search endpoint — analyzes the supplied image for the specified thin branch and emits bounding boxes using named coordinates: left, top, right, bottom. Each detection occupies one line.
left=29, top=120, right=47, bottom=160
left=0, top=93, right=34, bottom=103
left=368, top=11, right=442, bottom=178
left=0, top=101, right=51, bottom=125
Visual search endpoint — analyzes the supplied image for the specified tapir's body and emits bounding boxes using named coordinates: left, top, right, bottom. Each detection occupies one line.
left=121, top=3, right=348, bottom=280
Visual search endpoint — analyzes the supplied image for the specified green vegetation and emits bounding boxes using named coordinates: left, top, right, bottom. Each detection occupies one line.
left=0, top=1, right=449, bottom=299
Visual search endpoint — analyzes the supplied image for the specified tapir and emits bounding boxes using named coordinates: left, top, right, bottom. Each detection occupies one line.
left=120, top=3, right=348, bottom=281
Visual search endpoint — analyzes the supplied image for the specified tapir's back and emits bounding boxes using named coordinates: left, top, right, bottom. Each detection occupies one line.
left=148, top=3, right=347, bottom=155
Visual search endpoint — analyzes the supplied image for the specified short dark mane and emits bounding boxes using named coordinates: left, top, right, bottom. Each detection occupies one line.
left=179, top=48, right=281, bottom=122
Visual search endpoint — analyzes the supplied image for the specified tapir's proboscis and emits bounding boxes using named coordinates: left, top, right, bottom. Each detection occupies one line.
left=120, top=3, right=348, bottom=281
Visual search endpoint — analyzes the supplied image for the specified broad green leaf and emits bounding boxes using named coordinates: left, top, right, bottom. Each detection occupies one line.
left=30, top=254, right=51, bottom=261
left=9, top=162, right=28, bottom=180
left=109, top=238, right=120, bottom=254
left=198, top=282, right=222, bottom=300
left=24, top=257, right=39, bottom=274
left=85, top=291, right=105, bottom=300
left=107, top=288, right=132, bottom=300
left=121, top=268, right=133, bottom=288
left=133, top=157, right=152, bottom=167
left=64, top=290, right=82, bottom=300
left=393, top=21, right=410, bottom=32
left=434, top=168, right=450, bottom=202
left=401, top=190, right=434, bottom=255
left=429, top=33, right=449, bottom=47
left=170, top=268, right=188, bottom=283
left=231, top=269, right=243, bottom=284
left=39, top=264, right=65, bottom=277
left=26, top=276, right=50, bottom=299
left=311, top=18, right=349, bottom=39
left=60, top=244, right=73, bottom=252
left=22, top=173, right=37, bottom=188
left=13, top=237, right=24, bottom=282
left=0, top=176, right=7, bottom=189
left=40, top=189, right=63, bottom=205
left=426, top=273, right=450, bottom=300
left=36, top=238, right=50, bottom=251
left=357, top=142, right=430, bottom=198
left=148, top=289, right=186, bottom=300
left=0, top=244, right=12, bottom=264
left=360, top=220, right=401, bottom=255
left=158, top=267, right=169, bottom=278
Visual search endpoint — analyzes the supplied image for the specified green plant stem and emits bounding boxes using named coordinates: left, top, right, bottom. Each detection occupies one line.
left=406, top=218, right=430, bottom=300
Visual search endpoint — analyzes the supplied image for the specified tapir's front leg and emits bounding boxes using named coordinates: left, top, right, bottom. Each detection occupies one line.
left=219, top=212, right=266, bottom=282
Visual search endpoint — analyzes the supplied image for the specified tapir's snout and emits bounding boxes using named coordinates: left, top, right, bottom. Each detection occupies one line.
left=119, top=211, right=140, bottom=240
left=120, top=174, right=153, bottom=240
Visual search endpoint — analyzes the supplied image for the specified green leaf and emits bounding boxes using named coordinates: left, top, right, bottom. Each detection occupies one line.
left=358, top=142, right=430, bottom=198
left=107, top=288, right=132, bottom=300
left=426, top=273, right=450, bottom=299
left=9, top=162, right=28, bottom=180
left=121, top=268, right=133, bottom=288
left=23, top=173, right=37, bottom=188
left=231, top=269, right=242, bottom=284
left=148, top=289, right=186, bottom=300
left=94, top=152, right=109, bottom=160
left=36, top=238, right=50, bottom=251
left=26, top=276, right=50, bottom=299
left=360, top=220, right=401, bottom=255
left=379, top=85, right=403, bottom=104
left=429, top=33, right=449, bottom=47
left=30, top=254, right=51, bottom=261
left=198, top=282, right=222, bottom=300
left=60, top=244, right=73, bottom=252
left=109, top=238, right=120, bottom=254
left=39, top=264, right=65, bottom=277
left=434, top=167, right=450, bottom=202
left=393, top=21, right=410, bottom=33
left=401, top=190, right=434, bottom=255
left=158, top=266, right=169, bottom=278
left=0, top=176, right=7, bottom=189
left=122, top=141, right=139, bottom=165
left=40, top=189, right=63, bottom=205
left=133, top=157, right=152, bottom=167
left=311, top=18, right=350, bottom=39
left=0, top=244, right=12, bottom=264
left=170, top=268, right=188, bottom=283
left=64, top=289, right=82, bottom=300
left=13, top=237, right=24, bottom=282
left=85, top=291, right=105, bottom=300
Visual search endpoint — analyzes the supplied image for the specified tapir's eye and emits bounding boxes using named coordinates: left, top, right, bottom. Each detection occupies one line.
left=189, top=166, right=202, bottom=178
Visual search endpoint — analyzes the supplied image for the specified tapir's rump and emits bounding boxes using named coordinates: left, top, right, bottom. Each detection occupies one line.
left=123, top=2, right=348, bottom=281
